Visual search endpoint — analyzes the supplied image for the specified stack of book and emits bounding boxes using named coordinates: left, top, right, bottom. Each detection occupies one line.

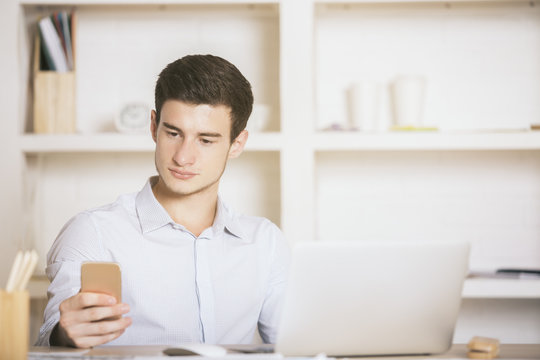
left=38, top=11, right=75, bottom=72
left=33, top=11, right=77, bottom=133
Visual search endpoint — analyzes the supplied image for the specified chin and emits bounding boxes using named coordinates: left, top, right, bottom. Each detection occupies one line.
left=167, top=184, right=194, bottom=197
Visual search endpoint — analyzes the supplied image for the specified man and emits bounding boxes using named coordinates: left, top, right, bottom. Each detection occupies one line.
left=36, top=55, right=290, bottom=348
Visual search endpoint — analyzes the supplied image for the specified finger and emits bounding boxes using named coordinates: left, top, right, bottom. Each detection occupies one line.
left=77, top=292, right=118, bottom=309
left=80, top=303, right=130, bottom=323
left=85, top=316, right=132, bottom=336
left=65, top=316, right=132, bottom=340
left=61, top=292, right=116, bottom=312
left=72, top=329, right=126, bottom=349
left=59, top=303, right=129, bottom=331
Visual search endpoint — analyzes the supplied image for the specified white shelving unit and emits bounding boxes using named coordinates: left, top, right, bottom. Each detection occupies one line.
left=463, top=278, right=540, bottom=299
left=14, top=0, right=540, bottom=343
left=19, top=132, right=283, bottom=153
left=21, top=131, right=540, bottom=153
left=313, top=131, right=540, bottom=151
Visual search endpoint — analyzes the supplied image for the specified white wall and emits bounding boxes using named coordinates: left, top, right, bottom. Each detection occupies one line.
left=315, top=2, right=540, bottom=131
left=0, top=0, right=22, bottom=286
left=316, top=150, right=540, bottom=271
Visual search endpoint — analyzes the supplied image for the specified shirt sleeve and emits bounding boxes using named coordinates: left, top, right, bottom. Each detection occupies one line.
left=257, top=223, right=291, bottom=344
left=35, top=212, right=105, bottom=346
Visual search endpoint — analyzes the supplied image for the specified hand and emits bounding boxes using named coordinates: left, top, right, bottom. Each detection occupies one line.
left=51, top=292, right=132, bottom=348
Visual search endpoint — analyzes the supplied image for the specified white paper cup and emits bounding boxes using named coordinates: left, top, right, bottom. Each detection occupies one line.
left=348, top=81, right=380, bottom=132
left=391, top=75, right=426, bottom=127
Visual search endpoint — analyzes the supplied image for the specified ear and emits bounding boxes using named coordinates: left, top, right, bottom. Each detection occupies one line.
left=228, top=130, right=249, bottom=159
left=150, top=110, right=158, bottom=143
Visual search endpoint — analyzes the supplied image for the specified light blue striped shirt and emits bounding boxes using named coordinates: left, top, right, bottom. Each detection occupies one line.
left=36, top=177, right=290, bottom=346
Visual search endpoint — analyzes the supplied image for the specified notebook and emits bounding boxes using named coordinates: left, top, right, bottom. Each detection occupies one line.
left=274, top=240, right=470, bottom=357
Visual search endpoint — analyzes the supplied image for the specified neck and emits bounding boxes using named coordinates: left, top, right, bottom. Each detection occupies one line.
left=152, top=180, right=218, bottom=237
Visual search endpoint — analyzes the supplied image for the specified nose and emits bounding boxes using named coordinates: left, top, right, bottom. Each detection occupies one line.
left=172, top=138, right=196, bottom=167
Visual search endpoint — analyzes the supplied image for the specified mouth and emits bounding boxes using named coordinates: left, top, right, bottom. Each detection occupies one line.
left=168, top=168, right=198, bottom=180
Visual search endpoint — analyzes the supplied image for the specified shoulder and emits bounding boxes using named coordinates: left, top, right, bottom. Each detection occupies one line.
left=84, top=192, right=137, bottom=221
left=47, top=192, right=137, bottom=264
left=243, top=216, right=283, bottom=243
left=230, top=213, right=291, bottom=278
left=224, top=202, right=283, bottom=241
left=230, top=211, right=289, bottom=258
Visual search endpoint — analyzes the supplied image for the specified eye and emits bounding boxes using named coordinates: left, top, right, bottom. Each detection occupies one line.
left=200, top=138, right=214, bottom=145
left=166, top=131, right=178, bottom=138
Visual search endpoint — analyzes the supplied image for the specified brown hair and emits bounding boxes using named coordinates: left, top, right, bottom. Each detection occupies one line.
left=154, top=54, right=253, bottom=142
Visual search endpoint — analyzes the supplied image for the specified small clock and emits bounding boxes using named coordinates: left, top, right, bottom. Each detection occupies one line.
left=115, top=102, right=150, bottom=133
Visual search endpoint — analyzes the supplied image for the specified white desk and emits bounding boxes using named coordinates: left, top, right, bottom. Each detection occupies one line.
left=27, top=344, right=540, bottom=360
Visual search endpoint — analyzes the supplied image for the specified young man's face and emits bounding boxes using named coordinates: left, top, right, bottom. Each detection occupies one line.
left=151, top=100, right=247, bottom=198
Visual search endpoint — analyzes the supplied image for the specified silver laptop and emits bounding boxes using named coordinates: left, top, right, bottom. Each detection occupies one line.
left=275, top=240, right=470, bottom=357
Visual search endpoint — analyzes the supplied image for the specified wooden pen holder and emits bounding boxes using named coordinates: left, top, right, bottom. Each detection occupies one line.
left=0, top=290, right=30, bottom=360
left=32, top=34, right=76, bottom=133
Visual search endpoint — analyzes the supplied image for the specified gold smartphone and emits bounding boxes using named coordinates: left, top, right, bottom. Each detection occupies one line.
left=80, top=262, right=122, bottom=304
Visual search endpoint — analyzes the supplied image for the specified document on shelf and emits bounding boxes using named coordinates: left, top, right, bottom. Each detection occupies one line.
left=60, top=11, right=74, bottom=70
left=38, top=16, right=69, bottom=72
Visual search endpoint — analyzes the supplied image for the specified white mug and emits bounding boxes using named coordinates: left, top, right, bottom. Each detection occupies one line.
left=348, top=80, right=381, bottom=132
left=391, top=75, right=426, bottom=128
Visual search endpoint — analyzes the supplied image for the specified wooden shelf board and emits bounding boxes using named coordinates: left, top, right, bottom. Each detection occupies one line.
left=462, top=278, right=540, bottom=299
left=314, top=131, right=540, bottom=151
left=317, top=0, right=531, bottom=4
left=20, top=0, right=278, bottom=5
left=19, top=132, right=282, bottom=153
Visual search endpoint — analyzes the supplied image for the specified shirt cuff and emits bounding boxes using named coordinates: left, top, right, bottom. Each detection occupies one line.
left=35, top=319, right=59, bottom=346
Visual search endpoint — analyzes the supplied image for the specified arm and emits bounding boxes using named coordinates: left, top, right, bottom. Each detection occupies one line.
left=35, top=212, right=132, bottom=348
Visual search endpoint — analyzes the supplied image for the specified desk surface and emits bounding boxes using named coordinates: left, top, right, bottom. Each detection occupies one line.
left=28, top=344, right=540, bottom=360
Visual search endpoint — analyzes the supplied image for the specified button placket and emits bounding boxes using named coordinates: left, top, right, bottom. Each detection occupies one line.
left=194, top=238, right=216, bottom=343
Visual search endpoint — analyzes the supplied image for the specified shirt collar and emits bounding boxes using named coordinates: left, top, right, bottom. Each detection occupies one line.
left=135, top=176, right=175, bottom=234
left=135, top=176, right=247, bottom=241
left=212, top=197, right=247, bottom=241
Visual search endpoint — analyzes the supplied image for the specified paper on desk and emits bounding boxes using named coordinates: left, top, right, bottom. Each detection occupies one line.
left=28, top=346, right=88, bottom=360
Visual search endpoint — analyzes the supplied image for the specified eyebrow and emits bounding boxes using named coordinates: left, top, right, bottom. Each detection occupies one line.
left=162, top=122, right=223, bottom=138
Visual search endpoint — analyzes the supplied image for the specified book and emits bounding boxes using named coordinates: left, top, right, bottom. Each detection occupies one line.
left=61, top=11, right=74, bottom=70
left=38, top=16, right=69, bottom=72
left=52, top=12, right=67, bottom=57
left=38, top=30, right=55, bottom=71
left=70, top=11, right=77, bottom=65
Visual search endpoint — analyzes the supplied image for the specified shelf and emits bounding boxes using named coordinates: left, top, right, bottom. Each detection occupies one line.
left=20, top=134, right=154, bottom=153
left=20, top=0, right=278, bottom=5
left=245, top=132, right=283, bottom=151
left=23, top=131, right=540, bottom=153
left=20, top=0, right=532, bottom=4
left=462, top=278, right=540, bottom=299
left=313, top=131, right=540, bottom=151
left=316, top=0, right=528, bottom=4
left=19, top=132, right=282, bottom=153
